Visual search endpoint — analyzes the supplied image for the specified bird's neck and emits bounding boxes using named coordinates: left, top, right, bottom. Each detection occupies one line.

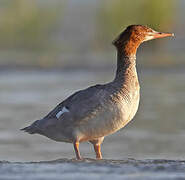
left=113, top=50, right=139, bottom=90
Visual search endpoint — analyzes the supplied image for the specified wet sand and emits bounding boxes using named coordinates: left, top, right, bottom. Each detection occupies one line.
left=1, top=158, right=185, bottom=180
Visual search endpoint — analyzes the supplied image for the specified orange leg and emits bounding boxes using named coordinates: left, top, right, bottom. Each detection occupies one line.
left=93, top=144, right=102, bottom=159
left=73, top=141, right=82, bottom=160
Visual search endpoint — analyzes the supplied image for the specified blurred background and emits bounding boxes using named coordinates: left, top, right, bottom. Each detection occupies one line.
left=0, top=0, right=185, bottom=162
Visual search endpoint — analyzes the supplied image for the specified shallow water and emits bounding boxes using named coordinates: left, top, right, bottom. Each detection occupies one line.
left=0, top=69, right=185, bottom=179
left=1, top=69, right=185, bottom=161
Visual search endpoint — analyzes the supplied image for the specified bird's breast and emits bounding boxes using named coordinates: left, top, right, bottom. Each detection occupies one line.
left=110, top=86, right=140, bottom=129
left=74, top=87, right=140, bottom=141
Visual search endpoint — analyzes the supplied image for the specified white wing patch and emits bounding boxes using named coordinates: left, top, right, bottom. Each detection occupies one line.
left=56, top=106, right=69, bottom=119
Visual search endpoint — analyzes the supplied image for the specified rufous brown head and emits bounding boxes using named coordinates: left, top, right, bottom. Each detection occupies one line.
left=113, top=25, right=174, bottom=56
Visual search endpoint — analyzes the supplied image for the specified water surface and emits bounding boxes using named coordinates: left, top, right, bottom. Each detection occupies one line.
left=0, top=69, right=185, bottom=162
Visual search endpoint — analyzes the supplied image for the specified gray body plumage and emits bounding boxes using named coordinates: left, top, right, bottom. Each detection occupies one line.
left=22, top=56, right=140, bottom=144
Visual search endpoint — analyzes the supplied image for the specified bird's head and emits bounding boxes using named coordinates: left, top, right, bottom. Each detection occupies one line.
left=113, top=25, right=174, bottom=56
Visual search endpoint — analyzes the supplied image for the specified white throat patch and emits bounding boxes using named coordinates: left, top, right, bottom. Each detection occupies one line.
left=56, top=106, right=69, bottom=119
left=143, top=35, right=154, bottom=42
left=143, top=31, right=158, bottom=42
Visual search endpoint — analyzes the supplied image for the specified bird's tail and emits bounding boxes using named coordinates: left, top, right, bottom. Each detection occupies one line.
left=20, top=120, right=40, bottom=134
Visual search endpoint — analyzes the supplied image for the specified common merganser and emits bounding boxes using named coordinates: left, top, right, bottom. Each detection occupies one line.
left=21, top=25, right=173, bottom=160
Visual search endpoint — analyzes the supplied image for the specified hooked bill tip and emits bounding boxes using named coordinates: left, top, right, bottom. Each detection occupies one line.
left=166, top=32, right=174, bottom=37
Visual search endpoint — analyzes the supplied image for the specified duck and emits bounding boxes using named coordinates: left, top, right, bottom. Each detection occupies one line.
left=21, top=25, right=173, bottom=160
